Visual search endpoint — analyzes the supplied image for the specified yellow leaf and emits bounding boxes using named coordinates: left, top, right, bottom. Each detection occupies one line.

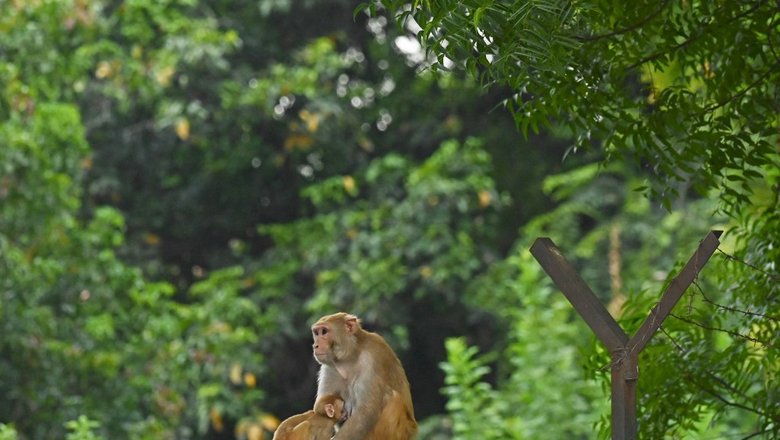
left=229, top=363, right=243, bottom=385
left=702, top=61, right=715, bottom=79
left=342, top=175, right=356, bottom=194
left=299, top=109, right=321, bottom=132
left=95, top=61, right=113, bottom=79
left=243, top=372, right=256, bottom=388
left=144, top=232, right=160, bottom=246
left=81, top=156, right=93, bottom=170
left=247, top=425, right=263, bottom=440
left=358, top=136, right=374, bottom=152
left=283, top=134, right=313, bottom=151
left=156, top=65, right=176, bottom=86
left=175, top=118, right=190, bottom=140
left=209, top=408, right=224, bottom=432
left=131, top=45, right=143, bottom=59
left=260, top=414, right=280, bottom=431
left=241, top=277, right=256, bottom=288
left=478, top=190, right=492, bottom=208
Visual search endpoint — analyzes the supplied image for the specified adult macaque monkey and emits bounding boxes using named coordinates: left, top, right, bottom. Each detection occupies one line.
left=311, top=312, right=417, bottom=440
left=272, top=394, right=344, bottom=440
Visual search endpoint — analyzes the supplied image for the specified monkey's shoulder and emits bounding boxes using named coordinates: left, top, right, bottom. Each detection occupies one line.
left=355, top=332, right=406, bottom=377
left=358, top=329, right=393, bottom=349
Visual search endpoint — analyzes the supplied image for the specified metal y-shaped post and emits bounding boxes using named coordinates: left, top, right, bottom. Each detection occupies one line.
left=529, top=231, right=722, bottom=440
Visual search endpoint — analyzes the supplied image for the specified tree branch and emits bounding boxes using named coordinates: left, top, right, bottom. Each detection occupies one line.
left=741, top=429, right=773, bottom=440
left=576, top=0, right=670, bottom=42
left=693, top=281, right=779, bottom=322
left=717, top=248, right=780, bottom=282
left=658, top=325, right=769, bottom=418
left=626, top=0, right=768, bottom=70
left=702, top=61, right=780, bottom=114
left=669, top=312, right=774, bottom=348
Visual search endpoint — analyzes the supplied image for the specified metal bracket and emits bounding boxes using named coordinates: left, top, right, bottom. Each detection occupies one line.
left=530, top=231, right=721, bottom=440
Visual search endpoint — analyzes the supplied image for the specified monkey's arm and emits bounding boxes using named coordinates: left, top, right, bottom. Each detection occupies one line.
left=331, top=376, right=383, bottom=440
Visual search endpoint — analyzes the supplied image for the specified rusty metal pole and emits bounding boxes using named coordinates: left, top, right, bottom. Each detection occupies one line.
left=530, top=231, right=721, bottom=440
left=611, top=349, right=638, bottom=440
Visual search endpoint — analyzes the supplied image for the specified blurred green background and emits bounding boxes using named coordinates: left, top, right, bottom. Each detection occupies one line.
left=1, top=0, right=777, bottom=439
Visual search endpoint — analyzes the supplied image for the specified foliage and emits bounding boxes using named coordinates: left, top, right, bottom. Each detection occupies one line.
left=0, top=424, right=17, bottom=440
left=0, top=88, right=268, bottom=440
left=0, top=2, right=272, bottom=437
left=250, top=137, right=507, bottom=376
left=442, top=250, right=607, bottom=440
left=79, top=0, right=507, bottom=287
left=437, top=155, right=777, bottom=439
left=65, top=416, right=104, bottom=440
left=523, top=163, right=774, bottom=439
left=378, top=0, right=780, bottom=210
left=2, top=0, right=535, bottom=437
left=260, top=137, right=504, bottom=312
left=4, top=0, right=777, bottom=439
left=376, top=0, right=780, bottom=437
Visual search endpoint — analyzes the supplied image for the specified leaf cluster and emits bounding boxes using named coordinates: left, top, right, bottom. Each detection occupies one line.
left=378, top=0, right=780, bottom=213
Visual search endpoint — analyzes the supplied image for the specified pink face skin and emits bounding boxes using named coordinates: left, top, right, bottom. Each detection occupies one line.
left=311, top=323, right=333, bottom=364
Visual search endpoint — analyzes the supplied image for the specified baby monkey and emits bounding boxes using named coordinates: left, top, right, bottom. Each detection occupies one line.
left=272, top=394, right=344, bottom=440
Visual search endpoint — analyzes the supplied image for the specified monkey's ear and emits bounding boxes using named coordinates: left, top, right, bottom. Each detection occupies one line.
left=344, top=314, right=360, bottom=333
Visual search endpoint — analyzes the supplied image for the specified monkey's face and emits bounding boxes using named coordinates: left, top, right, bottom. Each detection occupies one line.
left=311, top=314, right=360, bottom=365
left=312, top=322, right=336, bottom=364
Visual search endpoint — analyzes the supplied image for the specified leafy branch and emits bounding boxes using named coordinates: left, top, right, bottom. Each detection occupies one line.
left=658, top=325, right=770, bottom=419
left=716, top=248, right=780, bottom=283
left=693, top=281, right=779, bottom=322
left=669, top=312, right=774, bottom=348
left=576, top=0, right=670, bottom=42
left=626, top=0, right=769, bottom=70
left=702, top=61, right=780, bottom=114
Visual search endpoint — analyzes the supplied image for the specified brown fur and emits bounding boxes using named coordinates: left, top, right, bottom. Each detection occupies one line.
left=273, top=394, right=344, bottom=440
left=311, top=313, right=417, bottom=440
